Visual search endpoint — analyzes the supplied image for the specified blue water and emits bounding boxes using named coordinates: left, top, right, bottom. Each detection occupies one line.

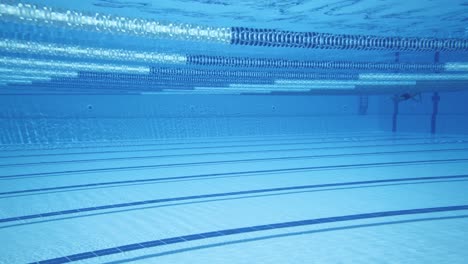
left=1, top=1, right=468, bottom=263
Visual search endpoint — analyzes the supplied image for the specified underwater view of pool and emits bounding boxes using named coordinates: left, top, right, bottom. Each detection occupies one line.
left=0, top=1, right=468, bottom=263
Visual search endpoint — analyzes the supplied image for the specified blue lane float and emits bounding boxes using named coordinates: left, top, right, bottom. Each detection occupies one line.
left=187, top=55, right=451, bottom=71
left=151, top=67, right=360, bottom=80
left=230, top=27, right=468, bottom=52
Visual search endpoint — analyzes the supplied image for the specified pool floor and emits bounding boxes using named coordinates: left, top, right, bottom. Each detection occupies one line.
left=1, top=132, right=468, bottom=263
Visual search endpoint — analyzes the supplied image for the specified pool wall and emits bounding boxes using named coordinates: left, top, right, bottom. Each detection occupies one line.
left=0, top=94, right=383, bottom=144
left=3, top=91, right=468, bottom=145
left=378, top=90, right=468, bottom=134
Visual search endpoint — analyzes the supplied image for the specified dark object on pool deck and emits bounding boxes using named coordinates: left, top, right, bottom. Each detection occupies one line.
left=393, top=92, right=422, bottom=103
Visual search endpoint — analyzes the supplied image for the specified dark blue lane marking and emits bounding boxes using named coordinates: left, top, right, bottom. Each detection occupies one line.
left=2, top=156, right=468, bottom=196
left=108, top=215, right=468, bottom=264
left=2, top=174, right=468, bottom=224
left=32, top=205, right=468, bottom=264
left=0, top=134, right=405, bottom=154
left=5, top=135, right=444, bottom=152
left=1, top=136, right=454, bottom=159
left=0, top=140, right=429, bottom=164
left=1, top=133, right=405, bottom=153
left=3, top=147, right=468, bottom=180
left=2, top=142, right=468, bottom=168
left=66, top=252, right=97, bottom=261
left=4, top=139, right=466, bottom=168
left=36, top=257, right=71, bottom=264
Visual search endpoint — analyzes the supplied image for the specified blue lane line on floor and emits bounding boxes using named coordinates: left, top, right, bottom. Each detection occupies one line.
left=1, top=133, right=407, bottom=153
left=31, top=205, right=468, bottom=264
left=3, top=148, right=468, bottom=180
left=2, top=135, right=403, bottom=154
left=2, top=157, right=468, bottom=195
left=3, top=140, right=467, bottom=168
left=1, top=136, right=453, bottom=159
left=2, top=174, right=468, bottom=224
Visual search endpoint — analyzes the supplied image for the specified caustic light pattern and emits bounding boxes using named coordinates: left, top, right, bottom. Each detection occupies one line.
left=1, top=2, right=467, bottom=51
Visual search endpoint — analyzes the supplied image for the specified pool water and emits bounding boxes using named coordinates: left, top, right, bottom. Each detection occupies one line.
left=1, top=1, right=468, bottom=263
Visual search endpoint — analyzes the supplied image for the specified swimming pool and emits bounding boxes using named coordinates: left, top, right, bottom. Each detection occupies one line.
left=1, top=1, right=468, bottom=263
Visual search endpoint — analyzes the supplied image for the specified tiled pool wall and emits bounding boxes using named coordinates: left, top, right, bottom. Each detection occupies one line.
left=1, top=90, right=468, bottom=145
left=378, top=90, right=468, bottom=134
left=0, top=94, right=382, bottom=144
